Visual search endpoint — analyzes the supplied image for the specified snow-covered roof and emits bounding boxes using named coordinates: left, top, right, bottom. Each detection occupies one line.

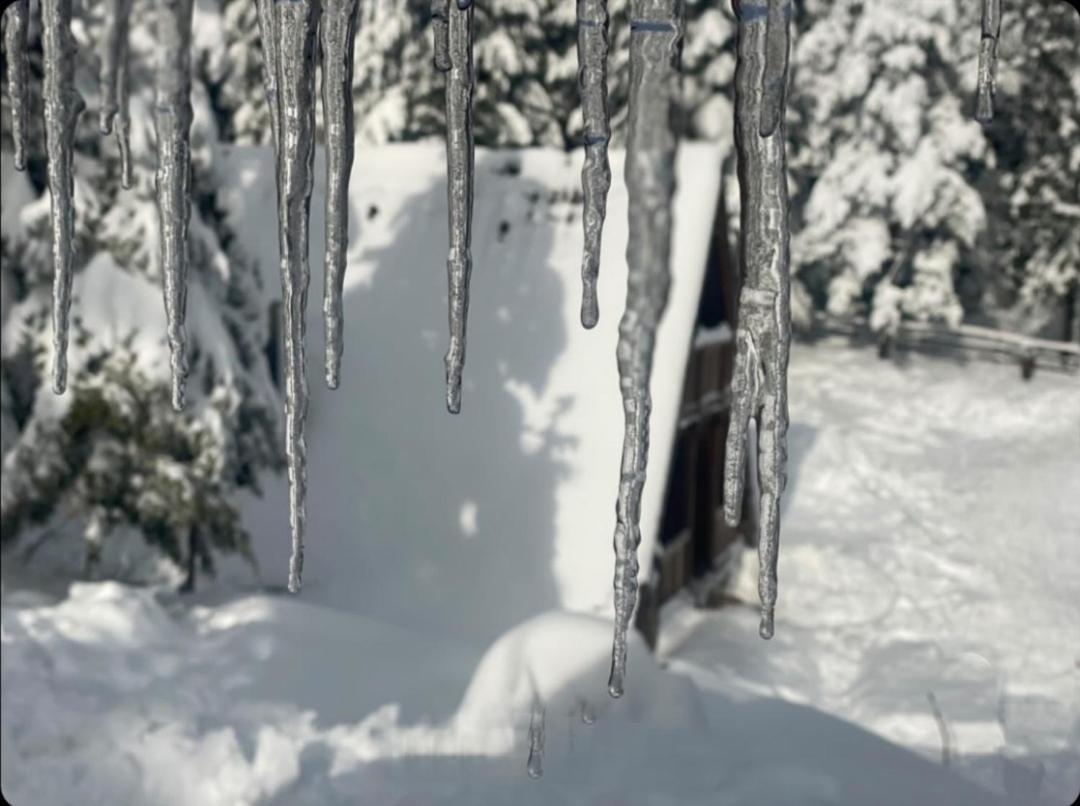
left=230, top=141, right=724, bottom=643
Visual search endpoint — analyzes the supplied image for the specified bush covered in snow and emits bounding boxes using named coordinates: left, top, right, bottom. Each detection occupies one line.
left=0, top=0, right=281, bottom=585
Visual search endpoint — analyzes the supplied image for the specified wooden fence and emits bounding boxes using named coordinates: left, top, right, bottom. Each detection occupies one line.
left=814, top=314, right=1080, bottom=378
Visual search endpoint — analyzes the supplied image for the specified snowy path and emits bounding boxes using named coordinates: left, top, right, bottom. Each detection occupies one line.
left=663, top=339, right=1080, bottom=804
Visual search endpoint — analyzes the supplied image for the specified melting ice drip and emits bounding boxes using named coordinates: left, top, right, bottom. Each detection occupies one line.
left=434, top=0, right=476, bottom=414
left=155, top=0, right=195, bottom=412
left=576, top=0, right=612, bottom=328
left=724, top=0, right=793, bottom=642
left=256, top=0, right=361, bottom=593
left=606, top=0, right=683, bottom=700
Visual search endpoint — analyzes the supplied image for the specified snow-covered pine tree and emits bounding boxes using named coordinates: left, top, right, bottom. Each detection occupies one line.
left=217, top=0, right=734, bottom=149
left=0, top=0, right=281, bottom=587
left=975, top=0, right=1079, bottom=339
left=787, top=0, right=989, bottom=335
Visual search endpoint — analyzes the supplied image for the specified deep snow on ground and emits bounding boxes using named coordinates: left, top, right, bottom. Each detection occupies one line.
left=5, top=339, right=1076, bottom=805
left=662, top=341, right=1080, bottom=804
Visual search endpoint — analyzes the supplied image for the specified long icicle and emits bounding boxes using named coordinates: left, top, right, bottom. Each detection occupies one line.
left=976, top=0, right=1002, bottom=123
left=41, top=0, right=85, bottom=394
left=723, top=0, right=792, bottom=641
left=100, top=0, right=133, bottom=188
left=321, top=0, right=360, bottom=390
left=607, top=0, right=682, bottom=700
left=577, top=0, right=612, bottom=329
left=3, top=0, right=29, bottom=171
left=273, top=0, right=320, bottom=593
left=154, top=0, right=194, bottom=411
left=442, top=0, right=474, bottom=414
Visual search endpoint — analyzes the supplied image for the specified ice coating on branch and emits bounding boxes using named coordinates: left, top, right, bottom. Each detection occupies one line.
left=3, top=0, right=29, bottom=171
left=577, top=0, right=612, bottom=329
left=608, top=0, right=682, bottom=700
left=321, top=0, right=359, bottom=389
left=724, top=0, right=792, bottom=642
left=154, top=0, right=194, bottom=411
left=976, top=0, right=1002, bottom=123
left=431, top=0, right=449, bottom=72
left=100, top=0, right=133, bottom=188
left=41, top=0, right=85, bottom=394
left=526, top=699, right=545, bottom=779
left=442, top=0, right=474, bottom=414
left=270, top=0, right=319, bottom=593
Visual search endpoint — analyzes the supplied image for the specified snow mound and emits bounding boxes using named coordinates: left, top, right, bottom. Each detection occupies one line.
left=2, top=581, right=1007, bottom=806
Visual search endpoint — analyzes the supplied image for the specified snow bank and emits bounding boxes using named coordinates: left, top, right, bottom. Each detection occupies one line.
left=2, top=581, right=1005, bottom=806
left=664, top=339, right=1080, bottom=805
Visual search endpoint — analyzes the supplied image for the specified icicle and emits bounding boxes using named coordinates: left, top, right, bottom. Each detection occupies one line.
left=442, top=0, right=474, bottom=414
left=607, top=0, right=682, bottom=700
left=526, top=699, right=545, bottom=779
left=320, top=0, right=359, bottom=390
left=41, top=0, right=85, bottom=394
left=723, top=0, right=792, bottom=642
left=577, top=0, right=612, bottom=329
left=154, top=0, right=194, bottom=411
left=271, top=0, right=320, bottom=593
left=976, top=0, right=1002, bottom=123
left=255, top=0, right=280, bottom=149
left=100, top=0, right=133, bottom=188
left=579, top=698, right=595, bottom=725
left=431, top=0, right=450, bottom=72
left=3, top=0, right=29, bottom=171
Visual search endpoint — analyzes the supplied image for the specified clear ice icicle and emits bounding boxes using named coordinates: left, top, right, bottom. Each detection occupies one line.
left=154, top=0, right=194, bottom=411
left=3, top=0, right=29, bottom=171
left=320, top=0, right=360, bottom=389
left=100, top=0, right=133, bottom=188
left=976, top=0, right=1002, bottom=123
left=526, top=699, right=545, bottom=779
left=577, top=0, right=612, bottom=329
left=608, top=0, right=682, bottom=700
left=41, top=0, right=85, bottom=394
left=442, top=0, right=474, bottom=414
left=723, top=0, right=792, bottom=642
left=431, top=0, right=450, bottom=72
left=256, top=0, right=281, bottom=149
left=270, top=0, right=319, bottom=593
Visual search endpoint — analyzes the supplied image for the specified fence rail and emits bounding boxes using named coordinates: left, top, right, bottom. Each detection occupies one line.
left=811, top=314, right=1080, bottom=378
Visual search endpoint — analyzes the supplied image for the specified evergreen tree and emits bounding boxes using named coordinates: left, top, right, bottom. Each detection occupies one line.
left=787, top=0, right=988, bottom=333
left=208, top=0, right=738, bottom=149
left=786, top=0, right=1078, bottom=336
left=977, top=1, right=1079, bottom=339
left=0, top=0, right=282, bottom=585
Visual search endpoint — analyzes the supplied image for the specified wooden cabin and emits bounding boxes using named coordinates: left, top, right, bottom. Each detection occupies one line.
left=635, top=174, right=755, bottom=648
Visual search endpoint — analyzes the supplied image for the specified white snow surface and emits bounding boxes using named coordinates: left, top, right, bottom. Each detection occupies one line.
left=6, top=336, right=1077, bottom=804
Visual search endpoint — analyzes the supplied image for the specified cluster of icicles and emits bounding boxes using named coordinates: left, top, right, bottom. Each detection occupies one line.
left=0, top=0, right=1011, bottom=763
